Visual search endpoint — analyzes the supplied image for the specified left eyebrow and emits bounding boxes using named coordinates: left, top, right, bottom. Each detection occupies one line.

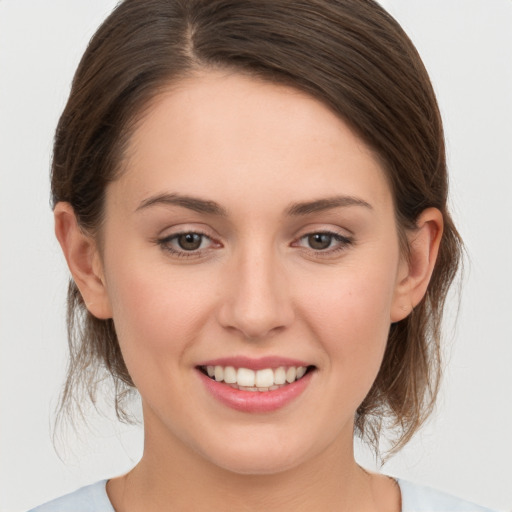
left=285, top=196, right=373, bottom=216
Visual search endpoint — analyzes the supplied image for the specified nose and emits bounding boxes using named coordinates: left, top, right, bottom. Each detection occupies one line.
left=217, top=246, right=295, bottom=340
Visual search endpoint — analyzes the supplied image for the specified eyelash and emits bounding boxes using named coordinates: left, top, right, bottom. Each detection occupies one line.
left=294, top=231, right=353, bottom=256
left=157, top=230, right=216, bottom=259
left=156, top=230, right=353, bottom=259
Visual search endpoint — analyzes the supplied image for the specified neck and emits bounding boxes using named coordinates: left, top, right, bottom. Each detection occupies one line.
left=107, top=410, right=398, bottom=512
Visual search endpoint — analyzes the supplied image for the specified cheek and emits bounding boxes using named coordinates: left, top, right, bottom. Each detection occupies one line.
left=103, top=262, right=222, bottom=410
left=104, top=257, right=216, bottom=363
left=297, top=255, right=399, bottom=375
left=301, top=273, right=395, bottom=414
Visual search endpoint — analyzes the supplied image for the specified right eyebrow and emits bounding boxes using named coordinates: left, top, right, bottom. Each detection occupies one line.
left=135, top=193, right=228, bottom=216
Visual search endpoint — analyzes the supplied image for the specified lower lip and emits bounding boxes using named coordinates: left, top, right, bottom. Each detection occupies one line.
left=197, top=369, right=314, bottom=413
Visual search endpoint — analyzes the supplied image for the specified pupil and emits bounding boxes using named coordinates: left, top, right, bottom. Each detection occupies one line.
left=309, top=233, right=332, bottom=250
left=178, top=233, right=202, bottom=250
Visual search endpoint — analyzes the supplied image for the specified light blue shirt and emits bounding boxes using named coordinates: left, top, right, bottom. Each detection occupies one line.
left=28, top=478, right=500, bottom=511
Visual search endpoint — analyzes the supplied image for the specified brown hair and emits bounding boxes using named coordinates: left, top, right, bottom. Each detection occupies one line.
left=53, top=0, right=462, bottom=454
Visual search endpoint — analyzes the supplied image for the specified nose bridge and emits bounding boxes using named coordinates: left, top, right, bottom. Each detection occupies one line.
left=218, top=239, right=294, bottom=339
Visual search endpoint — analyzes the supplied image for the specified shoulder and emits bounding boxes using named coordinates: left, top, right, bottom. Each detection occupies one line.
left=27, top=480, right=114, bottom=512
left=397, top=479, right=501, bottom=512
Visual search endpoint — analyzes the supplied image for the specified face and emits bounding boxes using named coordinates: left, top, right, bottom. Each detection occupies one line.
left=97, top=71, right=408, bottom=475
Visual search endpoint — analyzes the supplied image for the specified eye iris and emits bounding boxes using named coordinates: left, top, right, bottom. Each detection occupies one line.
left=308, top=233, right=332, bottom=250
left=178, top=233, right=202, bottom=250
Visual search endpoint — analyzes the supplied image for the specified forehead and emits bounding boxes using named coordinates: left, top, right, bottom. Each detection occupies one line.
left=114, top=71, right=392, bottom=215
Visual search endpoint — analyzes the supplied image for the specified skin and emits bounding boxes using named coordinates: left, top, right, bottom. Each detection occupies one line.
left=55, top=71, right=443, bottom=511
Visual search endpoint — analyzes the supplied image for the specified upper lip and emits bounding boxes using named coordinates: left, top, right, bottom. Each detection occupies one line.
left=196, top=356, right=312, bottom=371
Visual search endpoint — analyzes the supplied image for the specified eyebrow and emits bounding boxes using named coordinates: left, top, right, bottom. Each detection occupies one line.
left=136, top=192, right=372, bottom=217
left=285, top=196, right=373, bottom=216
left=136, top=193, right=228, bottom=216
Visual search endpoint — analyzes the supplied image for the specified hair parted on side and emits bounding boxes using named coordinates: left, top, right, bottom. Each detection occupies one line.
left=52, top=0, right=462, bottom=456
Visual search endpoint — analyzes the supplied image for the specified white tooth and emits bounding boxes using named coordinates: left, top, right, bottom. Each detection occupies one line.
left=255, top=368, right=274, bottom=388
left=206, top=366, right=215, bottom=378
left=257, top=387, right=269, bottom=392
left=286, top=367, right=297, bottom=383
left=274, top=367, right=286, bottom=385
left=296, top=366, right=307, bottom=379
left=224, top=366, right=237, bottom=384
left=214, top=366, right=224, bottom=382
left=237, top=367, right=255, bottom=387
left=269, top=385, right=279, bottom=391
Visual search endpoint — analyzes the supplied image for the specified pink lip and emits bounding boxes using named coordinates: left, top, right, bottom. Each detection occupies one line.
left=197, top=356, right=310, bottom=371
left=197, top=367, right=314, bottom=413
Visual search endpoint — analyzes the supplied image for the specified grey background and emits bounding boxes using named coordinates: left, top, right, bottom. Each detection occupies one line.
left=1, top=1, right=511, bottom=511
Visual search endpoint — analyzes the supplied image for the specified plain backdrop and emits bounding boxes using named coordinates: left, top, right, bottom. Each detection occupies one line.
left=1, top=1, right=511, bottom=511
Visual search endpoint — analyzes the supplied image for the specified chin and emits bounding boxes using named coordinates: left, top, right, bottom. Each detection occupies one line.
left=210, top=451, right=305, bottom=476
left=195, top=429, right=318, bottom=476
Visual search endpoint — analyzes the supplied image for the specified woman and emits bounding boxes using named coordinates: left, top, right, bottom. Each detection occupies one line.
left=25, top=0, right=499, bottom=510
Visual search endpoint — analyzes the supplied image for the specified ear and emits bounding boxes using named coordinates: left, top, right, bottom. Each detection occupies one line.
left=391, top=207, right=443, bottom=322
left=54, top=202, right=112, bottom=319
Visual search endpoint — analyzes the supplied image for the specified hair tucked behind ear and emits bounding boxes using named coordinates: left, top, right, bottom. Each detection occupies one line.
left=53, top=0, right=462, bottom=456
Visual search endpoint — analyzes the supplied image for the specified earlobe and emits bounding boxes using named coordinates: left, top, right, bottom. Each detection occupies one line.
left=54, top=202, right=112, bottom=319
left=390, top=207, right=443, bottom=322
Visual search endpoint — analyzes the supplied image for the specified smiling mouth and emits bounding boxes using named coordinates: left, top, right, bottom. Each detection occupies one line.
left=198, top=365, right=315, bottom=392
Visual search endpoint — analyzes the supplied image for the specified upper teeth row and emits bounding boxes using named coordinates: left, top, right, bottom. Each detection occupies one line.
left=205, top=365, right=308, bottom=388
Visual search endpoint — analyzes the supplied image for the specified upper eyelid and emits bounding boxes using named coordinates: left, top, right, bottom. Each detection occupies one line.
left=298, top=228, right=350, bottom=237
left=157, top=222, right=215, bottom=237
left=293, top=227, right=353, bottom=241
left=291, top=220, right=355, bottom=236
left=160, top=229, right=211, bottom=240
